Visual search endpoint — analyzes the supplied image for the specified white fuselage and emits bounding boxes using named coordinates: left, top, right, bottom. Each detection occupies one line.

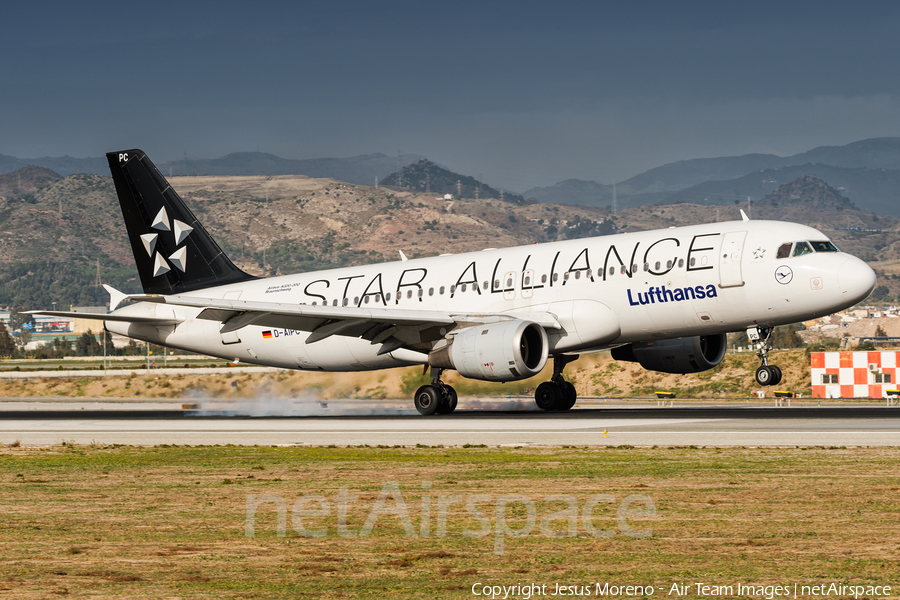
left=106, top=219, right=875, bottom=372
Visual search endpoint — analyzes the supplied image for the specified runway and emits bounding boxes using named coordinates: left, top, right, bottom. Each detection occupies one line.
left=2, top=397, right=899, bottom=446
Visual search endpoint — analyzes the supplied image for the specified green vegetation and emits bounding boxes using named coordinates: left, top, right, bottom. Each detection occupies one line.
left=0, top=445, right=896, bottom=598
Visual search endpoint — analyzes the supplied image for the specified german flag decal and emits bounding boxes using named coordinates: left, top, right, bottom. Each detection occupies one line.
left=262, top=330, right=273, bottom=339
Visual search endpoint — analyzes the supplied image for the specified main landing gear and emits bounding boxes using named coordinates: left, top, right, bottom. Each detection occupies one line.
left=414, top=367, right=458, bottom=415
left=534, top=354, right=579, bottom=411
left=752, top=326, right=783, bottom=386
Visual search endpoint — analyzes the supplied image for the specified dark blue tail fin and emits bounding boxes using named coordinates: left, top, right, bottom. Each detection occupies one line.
left=107, top=149, right=257, bottom=294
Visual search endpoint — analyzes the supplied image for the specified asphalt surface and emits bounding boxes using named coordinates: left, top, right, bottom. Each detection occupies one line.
left=1, top=397, right=899, bottom=446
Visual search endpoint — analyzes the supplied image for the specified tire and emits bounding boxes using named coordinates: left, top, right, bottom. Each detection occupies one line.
left=436, top=386, right=458, bottom=414
left=755, top=366, right=773, bottom=386
left=557, top=382, right=577, bottom=411
left=535, top=382, right=562, bottom=411
left=414, top=385, right=441, bottom=415
left=770, top=365, right=783, bottom=386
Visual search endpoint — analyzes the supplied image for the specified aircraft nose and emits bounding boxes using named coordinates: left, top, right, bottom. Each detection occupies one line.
left=838, top=256, right=877, bottom=303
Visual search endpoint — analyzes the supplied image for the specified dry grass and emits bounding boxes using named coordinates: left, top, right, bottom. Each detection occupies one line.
left=0, top=349, right=815, bottom=401
left=0, top=445, right=898, bottom=598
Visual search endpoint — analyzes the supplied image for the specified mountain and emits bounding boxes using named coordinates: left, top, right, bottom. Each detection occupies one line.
left=523, top=179, right=612, bottom=207
left=789, top=137, right=900, bottom=170
left=0, top=152, right=424, bottom=184
left=0, top=171, right=609, bottom=308
left=661, top=163, right=900, bottom=216
left=616, top=153, right=788, bottom=198
left=382, top=159, right=527, bottom=205
left=0, top=154, right=107, bottom=177
left=157, top=152, right=424, bottom=185
left=0, top=166, right=62, bottom=197
left=755, top=176, right=857, bottom=212
left=528, top=138, right=900, bottom=216
left=617, top=137, right=900, bottom=200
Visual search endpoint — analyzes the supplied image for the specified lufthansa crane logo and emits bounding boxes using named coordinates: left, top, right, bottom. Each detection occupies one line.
left=140, top=207, right=193, bottom=277
left=774, top=265, right=793, bottom=285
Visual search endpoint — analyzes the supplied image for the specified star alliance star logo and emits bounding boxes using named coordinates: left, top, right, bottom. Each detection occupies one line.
left=752, top=246, right=766, bottom=259
left=139, top=207, right=193, bottom=277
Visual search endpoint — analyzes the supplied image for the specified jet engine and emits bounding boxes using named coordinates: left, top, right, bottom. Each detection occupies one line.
left=611, top=333, right=727, bottom=374
left=429, top=320, right=548, bottom=381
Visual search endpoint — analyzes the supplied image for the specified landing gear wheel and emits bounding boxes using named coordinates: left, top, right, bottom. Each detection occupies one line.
left=755, top=365, right=774, bottom=386
left=557, top=382, right=577, bottom=411
left=770, top=365, right=783, bottom=386
left=414, top=385, right=441, bottom=415
left=535, top=382, right=562, bottom=411
left=436, top=386, right=458, bottom=414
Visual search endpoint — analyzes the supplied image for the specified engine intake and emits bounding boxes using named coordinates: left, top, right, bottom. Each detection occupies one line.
left=429, top=320, right=548, bottom=381
left=611, top=333, right=727, bottom=374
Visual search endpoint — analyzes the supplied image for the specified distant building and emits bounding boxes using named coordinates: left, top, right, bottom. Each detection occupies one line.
left=69, top=306, right=107, bottom=334
left=811, top=351, right=896, bottom=398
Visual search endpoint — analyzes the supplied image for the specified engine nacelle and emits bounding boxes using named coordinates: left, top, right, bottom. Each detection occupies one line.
left=611, top=333, right=727, bottom=374
left=429, top=320, right=549, bottom=381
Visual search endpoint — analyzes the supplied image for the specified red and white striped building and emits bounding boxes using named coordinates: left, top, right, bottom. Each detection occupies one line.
left=810, top=351, right=897, bottom=398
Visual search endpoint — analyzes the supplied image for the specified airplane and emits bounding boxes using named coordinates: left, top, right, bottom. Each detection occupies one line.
left=32, top=150, right=877, bottom=415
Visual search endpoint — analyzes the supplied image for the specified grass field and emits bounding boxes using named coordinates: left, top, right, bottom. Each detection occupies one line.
left=1, top=445, right=898, bottom=599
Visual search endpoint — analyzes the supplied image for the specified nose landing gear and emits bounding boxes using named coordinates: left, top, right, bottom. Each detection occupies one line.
left=751, top=327, right=783, bottom=386
left=414, top=367, right=458, bottom=415
left=534, top=354, right=579, bottom=411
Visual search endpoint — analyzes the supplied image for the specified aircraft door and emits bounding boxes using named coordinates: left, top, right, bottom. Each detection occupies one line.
left=719, top=231, right=746, bottom=288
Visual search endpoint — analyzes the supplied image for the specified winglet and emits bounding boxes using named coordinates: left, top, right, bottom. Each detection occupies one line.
left=103, top=284, right=128, bottom=311
left=740, top=209, right=750, bottom=222
left=399, top=250, right=408, bottom=262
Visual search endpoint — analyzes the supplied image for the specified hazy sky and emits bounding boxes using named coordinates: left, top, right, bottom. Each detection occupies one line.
left=3, top=1, right=900, bottom=191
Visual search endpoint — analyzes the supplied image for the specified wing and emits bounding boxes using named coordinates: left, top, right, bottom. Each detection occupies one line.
left=27, top=309, right=180, bottom=326
left=126, top=293, right=561, bottom=355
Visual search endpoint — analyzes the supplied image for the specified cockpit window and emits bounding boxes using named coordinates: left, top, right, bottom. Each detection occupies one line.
left=792, top=241, right=813, bottom=257
left=776, top=243, right=792, bottom=259
left=810, top=240, right=839, bottom=252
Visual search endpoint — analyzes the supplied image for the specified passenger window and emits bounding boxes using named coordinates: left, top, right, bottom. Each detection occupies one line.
left=793, top=242, right=813, bottom=257
left=811, top=241, right=839, bottom=252
left=776, top=243, right=792, bottom=259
